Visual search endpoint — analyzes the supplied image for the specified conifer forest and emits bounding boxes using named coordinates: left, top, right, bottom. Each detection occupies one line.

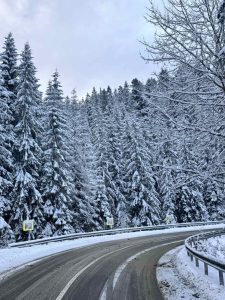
left=1, top=0, right=225, bottom=246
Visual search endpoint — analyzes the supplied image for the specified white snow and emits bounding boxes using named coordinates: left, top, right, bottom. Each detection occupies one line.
left=0, top=216, right=8, bottom=229
left=0, top=224, right=224, bottom=280
left=192, top=235, right=225, bottom=265
left=157, top=241, right=225, bottom=300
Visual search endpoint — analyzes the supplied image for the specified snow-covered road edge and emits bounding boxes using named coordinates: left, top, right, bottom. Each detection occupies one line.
left=157, top=242, right=225, bottom=300
left=0, top=224, right=224, bottom=281
left=188, top=234, right=225, bottom=265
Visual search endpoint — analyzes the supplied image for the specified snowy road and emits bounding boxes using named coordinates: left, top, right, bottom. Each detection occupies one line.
left=0, top=230, right=209, bottom=300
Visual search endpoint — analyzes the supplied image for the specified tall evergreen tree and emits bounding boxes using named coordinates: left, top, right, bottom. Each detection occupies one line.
left=0, top=72, right=15, bottom=245
left=130, top=78, right=147, bottom=115
left=1, top=33, right=18, bottom=99
left=41, top=72, right=73, bottom=236
left=66, top=90, right=99, bottom=232
left=160, top=158, right=177, bottom=223
left=123, top=122, right=160, bottom=226
left=11, top=43, right=43, bottom=240
left=175, top=141, right=208, bottom=222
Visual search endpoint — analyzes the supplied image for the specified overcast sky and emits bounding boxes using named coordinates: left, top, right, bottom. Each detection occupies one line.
left=0, top=0, right=159, bottom=98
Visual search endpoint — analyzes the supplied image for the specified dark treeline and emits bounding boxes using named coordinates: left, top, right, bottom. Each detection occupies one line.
left=0, top=30, right=225, bottom=246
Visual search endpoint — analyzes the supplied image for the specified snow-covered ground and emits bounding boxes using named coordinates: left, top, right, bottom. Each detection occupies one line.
left=191, top=235, right=225, bottom=265
left=0, top=224, right=224, bottom=281
left=157, top=244, right=225, bottom=300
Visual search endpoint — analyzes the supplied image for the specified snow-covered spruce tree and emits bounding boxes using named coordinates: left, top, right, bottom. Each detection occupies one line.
left=11, top=43, right=43, bottom=241
left=100, top=89, right=118, bottom=211
left=95, top=157, right=112, bottom=227
left=145, top=70, right=178, bottom=223
left=99, top=91, right=122, bottom=224
left=115, top=85, right=124, bottom=104
left=83, top=94, right=99, bottom=200
left=174, top=140, right=208, bottom=222
left=105, top=112, right=128, bottom=226
left=0, top=33, right=18, bottom=244
left=145, top=78, right=157, bottom=94
left=41, top=72, right=73, bottom=236
left=1, top=33, right=18, bottom=106
left=113, top=107, right=130, bottom=227
left=87, top=87, right=132, bottom=228
left=203, top=180, right=225, bottom=220
left=96, top=87, right=130, bottom=227
left=78, top=112, right=101, bottom=230
left=85, top=91, right=108, bottom=228
left=0, top=72, right=15, bottom=245
left=122, top=121, right=160, bottom=226
left=66, top=90, right=99, bottom=232
left=160, top=158, right=177, bottom=223
left=157, top=69, right=170, bottom=92
left=130, top=78, right=148, bottom=116
left=122, top=81, right=130, bottom=110
left=94, top=123, right=115, bottom=226
left=85, top=89, right=111, bottom=227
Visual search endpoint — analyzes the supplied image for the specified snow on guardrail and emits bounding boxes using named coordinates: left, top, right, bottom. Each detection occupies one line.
left=185, top=229, right=225, bottom=285
left=9, top=220, right=225, bottom=248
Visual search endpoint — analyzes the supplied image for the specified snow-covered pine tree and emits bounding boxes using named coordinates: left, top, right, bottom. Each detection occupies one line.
left=160, top=158, right=177, bottom=223
left=0, top=34, right=18, bottom=244
left=11, top=43, right=43, bottom=241
left=66, top=89, right=99, bottom=232
left=115, top=86, right=124, bottom=104
left=1, top=33, right=18, bottom=108
left=95, top=158, right=112, bottom=227
left=0, top=71, right=15, bottom=245
left=203, top=180, right=225, bottom=220
left=94, top=126, right=115, bottom=226
left=130, top=78, right=147, bottom=116
left=123, top=121, right=160, bottom=226
left=87, top=88, right=116, bottom=226
left=99, top=88, right=109, bottom=112
left=105, top=111, right=128, bottom=226
left=145, top=78, right=157, bottom=94
left=41, top=72, right=73, bottom=236
left=83, top=93, right=99, bottom=202
left=122, top=81, right=130, bottom=110
left=157, top=69, right=170, bottom=91
left=113, top=107, right=130, bottom=227
left=99, top=87, right=130, bottom=227
left=175, top=141, right=208, bottom=222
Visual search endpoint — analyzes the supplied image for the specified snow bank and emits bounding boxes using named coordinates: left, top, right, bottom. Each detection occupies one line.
left=191, top=235, right=225, bottom=265
left=0, top=224, right=224, bottom=280
left=157, top=243, right=225, bottom=300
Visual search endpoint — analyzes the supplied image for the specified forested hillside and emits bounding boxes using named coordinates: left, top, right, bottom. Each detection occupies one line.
left=1, top=0, right=225, bottom=245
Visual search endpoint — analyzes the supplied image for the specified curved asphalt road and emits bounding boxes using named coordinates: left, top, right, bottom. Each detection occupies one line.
left=0, top=230, right=207, bottom=300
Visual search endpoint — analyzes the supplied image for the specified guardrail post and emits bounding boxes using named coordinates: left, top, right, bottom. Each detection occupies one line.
left=195, top=257, right=199, bottom=267
left=204, top=263, right=208, bottom=275
left=219, top=271, right=224, bottom=286
left=190, top=254, right=193, bottom=261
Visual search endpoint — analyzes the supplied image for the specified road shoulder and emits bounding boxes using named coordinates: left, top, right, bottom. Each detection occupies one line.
left=157, top=245, right=225, bottom=300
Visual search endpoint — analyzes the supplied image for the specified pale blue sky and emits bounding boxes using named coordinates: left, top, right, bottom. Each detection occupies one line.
left=0, top=0, right=159, bottom=98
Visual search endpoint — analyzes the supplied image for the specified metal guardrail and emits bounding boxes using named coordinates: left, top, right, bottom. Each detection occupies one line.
left=8, top=220, right=225, bottom=248
left=185, top=230, right=225, bottom=285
